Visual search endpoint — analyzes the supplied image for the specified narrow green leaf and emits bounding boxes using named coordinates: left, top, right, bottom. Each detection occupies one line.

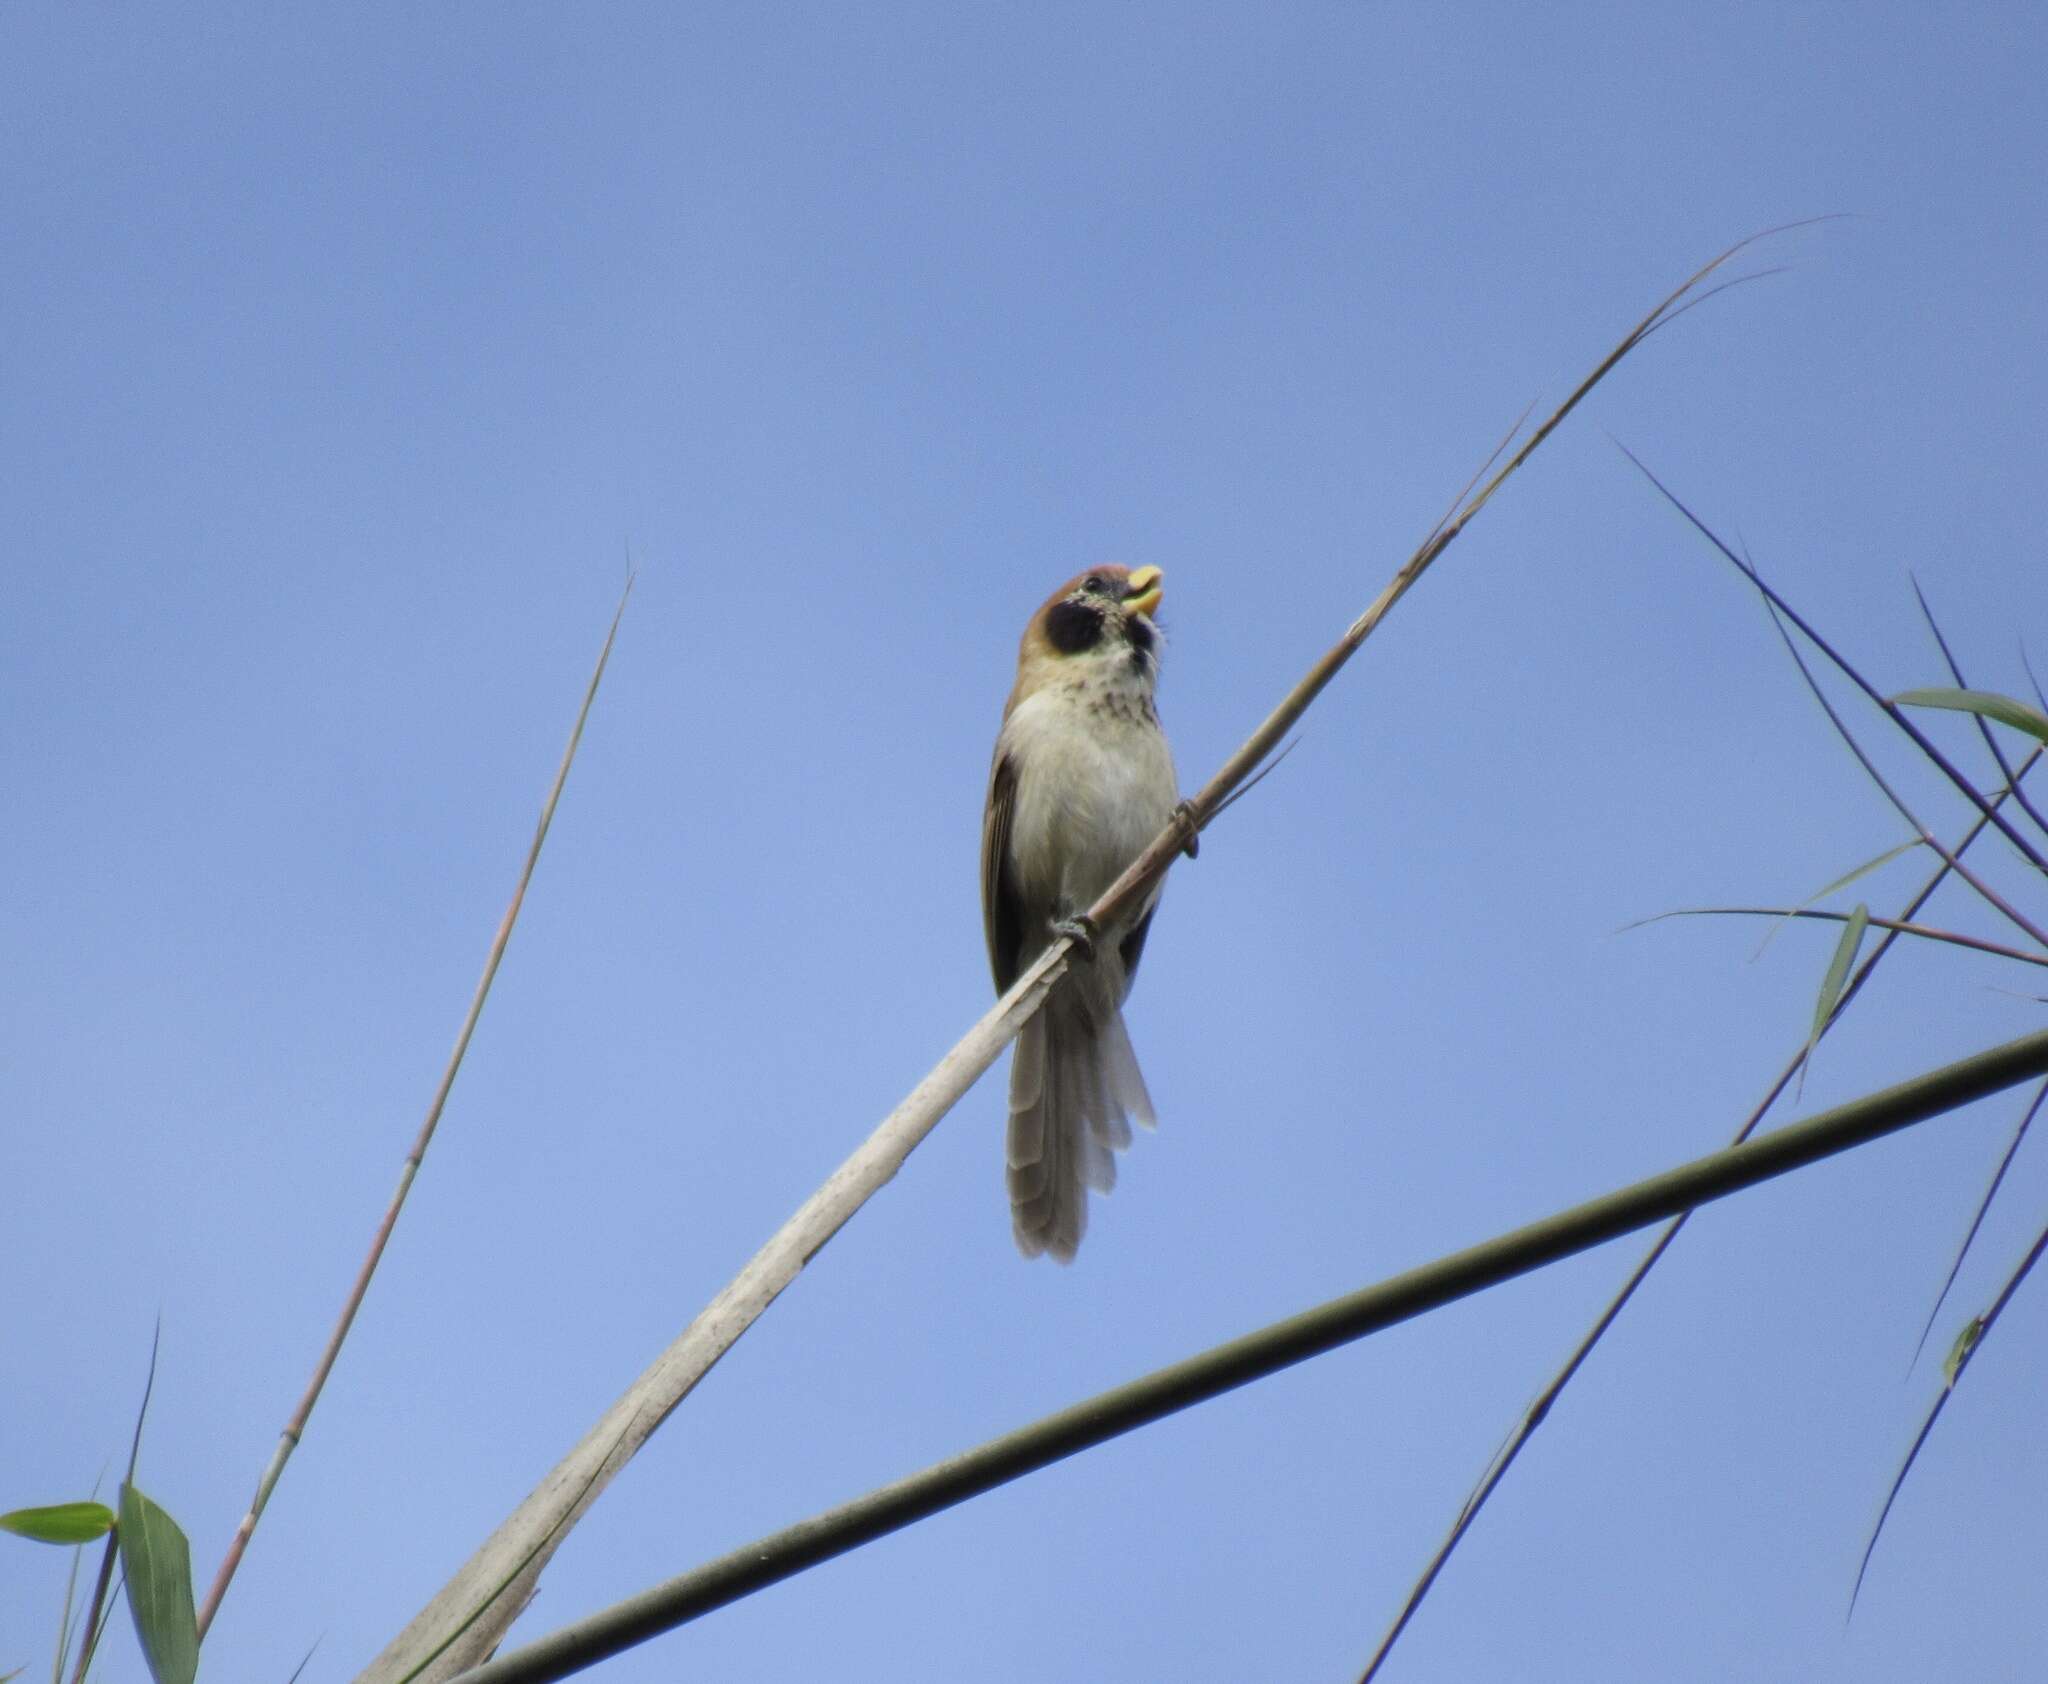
left=1892, top=687, right=2048, bottom=745
left=0, top=1502, right=116, bottom=1545
left=118, top=1485, right=197, bottom=1684
left=1943, top=1316, right=1985, bottom=1389
left=1812, top=903, right=1870, bottom=1040
left=1801, top=840, right=1923, bottom=908
left=1755, top=841, right=1920, bottom=960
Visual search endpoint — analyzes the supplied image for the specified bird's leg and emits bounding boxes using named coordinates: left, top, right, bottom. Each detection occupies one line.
left=1052, top=912, right=1100, bottom=962
left=1172, top=799, right=1201, bottom=860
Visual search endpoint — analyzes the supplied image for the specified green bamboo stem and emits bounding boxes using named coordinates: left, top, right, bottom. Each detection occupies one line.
left=451, top=1023, right=2048, bottom=1684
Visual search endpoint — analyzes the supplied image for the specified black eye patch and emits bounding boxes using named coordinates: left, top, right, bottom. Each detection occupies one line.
left=1045, top=598, right=1104, bottom=654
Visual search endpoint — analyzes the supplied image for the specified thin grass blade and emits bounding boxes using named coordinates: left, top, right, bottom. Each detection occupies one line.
left=1909, top=1078, right=2047, bottom=1370
left=1379, top=752, right=2038, bottom=1680
left=1622, top=447, right=2048, bottom=894
left=1849, top=1388, right=1949, bottom=1615
left=67, top=1333, right=161, bottom=1684
left=51, top=1532, right=84, bottom=1684
left=1854, top=1217, right=2048, bottom=1612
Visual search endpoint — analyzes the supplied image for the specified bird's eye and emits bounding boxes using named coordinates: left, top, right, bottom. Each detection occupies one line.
left=1081, top=574, right=1108, bottom=596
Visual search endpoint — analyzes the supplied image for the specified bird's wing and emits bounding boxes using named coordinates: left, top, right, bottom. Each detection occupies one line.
left=982, top=749, right=1025, bottom=994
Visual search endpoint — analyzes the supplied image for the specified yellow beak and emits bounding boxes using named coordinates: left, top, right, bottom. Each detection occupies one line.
left=1122, top=565, right=1164, bottom=619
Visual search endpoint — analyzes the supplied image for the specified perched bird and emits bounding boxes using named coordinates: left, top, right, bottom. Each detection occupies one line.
left=982, top=564, right=1179, bottom=1262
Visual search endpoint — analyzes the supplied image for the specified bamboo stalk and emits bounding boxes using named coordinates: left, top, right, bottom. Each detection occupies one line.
left=451, top=1023, right=2048, bottom=1684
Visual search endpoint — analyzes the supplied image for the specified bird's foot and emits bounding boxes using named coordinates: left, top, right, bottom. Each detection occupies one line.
left=1173, top=800, right=1201, bottom=860
left=1053, top=914, right=1100, bottom=962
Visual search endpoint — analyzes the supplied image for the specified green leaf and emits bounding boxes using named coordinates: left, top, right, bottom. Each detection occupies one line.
left=118, top=1484, right=197, bottom=1684
left=1892, top=687, right=2048, bottom=745
left=1755, top=841, right=1920, bottom=960
left=1803, top=839, right=1923, bottom=905
left=0, top=1501, right=116, bottom=1545
left=1812, top=903, right=1870, bottom=1040
left=1943, top=1316, right=1985, bottom=1389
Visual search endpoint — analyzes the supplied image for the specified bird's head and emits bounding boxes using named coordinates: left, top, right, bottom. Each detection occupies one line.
left=1013, top=565, right=1166, bottom=695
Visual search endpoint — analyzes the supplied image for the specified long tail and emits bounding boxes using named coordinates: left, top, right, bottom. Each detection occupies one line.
left=1007, top=995, right=1156, bottom=1262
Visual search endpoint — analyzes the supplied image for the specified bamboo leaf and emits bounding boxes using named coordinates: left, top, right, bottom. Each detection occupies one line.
left=1792, top=902, right=1868, bottom=1100
left=1811, top=903, right=1868, bottom=1040
left=118, top=1485, right=197, bottom=1684
left=1756, top=842, right=1920, bottom=959
left=1892, top=687, right=2048, bottom=746
left=1801, top=842, right=1923, bottom=911
left=0, top=1503, right=115, bottom=1546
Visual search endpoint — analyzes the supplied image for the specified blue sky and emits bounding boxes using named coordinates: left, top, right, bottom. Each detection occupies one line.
left=6, top=6, right=2047, bottom=1681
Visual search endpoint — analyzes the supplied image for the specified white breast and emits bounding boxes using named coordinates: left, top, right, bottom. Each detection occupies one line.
left=999, top=677, right=1178, bottom=920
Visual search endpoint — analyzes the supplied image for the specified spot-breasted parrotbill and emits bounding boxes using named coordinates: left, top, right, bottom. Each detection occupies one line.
left=981, top=565, right=1177, bottom=1262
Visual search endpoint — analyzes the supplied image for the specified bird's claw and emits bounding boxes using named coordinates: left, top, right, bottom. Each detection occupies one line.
left=1053, top=914, right=1100, bottom=962
left=1173, top=800, right=1201, bottom=860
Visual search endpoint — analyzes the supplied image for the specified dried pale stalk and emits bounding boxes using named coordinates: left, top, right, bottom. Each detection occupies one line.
left=198, top=581, right=633, bottom=1643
